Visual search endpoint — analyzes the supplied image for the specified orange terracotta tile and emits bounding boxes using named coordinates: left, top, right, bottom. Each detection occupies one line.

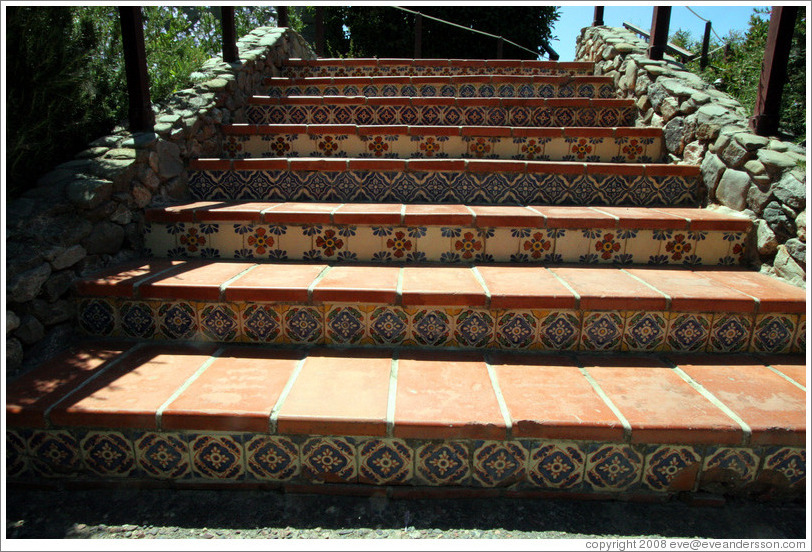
left=469, top=206, right=544, bottom=228
left=49, top=345, right=218, bottom=429
left=466, top=160, right=526, bottom=174
left=460, top=126, right=512, bottom=137
left=531, top=206, right=615, bottom=228
left=626, top=268, right=757, bottom=313
left=489, top=353, right=624, bottom=440
left=406, top=159, right=466, bottom=172
left=77, top=259, right=181, bottom=298
left=138, top=261, right=255, bottom=302
left=407, top=125, right=461, bottom=137
left=763, top=356, right=807, bottom=387
left=189, top=159, right=231, bottom=170
left=615, top=127, right=662, bottom=138
left=578, top=355, right=743, bottom=444
left=403, top=204, right=473, bottom=226
left=6, top=343, right=137, bottom=428
left=394, top=351, right=506, bottom=440
left=511, top=127, right=563, bottom=138
left=591, top=206, right=688, bottom=230
left=332, top=203, right=403, bottom=225
left=652, top=207, right=752, bottom=232
left=551, top=267, right=668, bottom=311
left=233, top=158, right=288, bottom=171
left=288, top=158, right=348, bottom=172
left=263, top=202, right=342, bottom=224
left=306, top=124, right=359, bottom=135
left=670, top=354, right=807, bottom=446
left=477, top=266, right=576, bottom=309
left=311, top=266, right=400, bottom=304
left=525, top=162, right=584, bottom=175
left=586, top=163, right=645, bottom=176
left=564, top=127, right=615, bottom=138
left=197, top=202, right=279, bottom=223
left=347, top=159, right=407, bottom=172
left=224, top=263, right=326, bottom=302
left=161, top=348, right=301, bottom=432
left=698, top=269, right=806, bottom=314
left=400, top=267, right=487, bottom=307
left=277, top=349, right=392, bottom=436
left=145, top=202, right=221, bottom=223
left=644, top=164, right=700, bottom=177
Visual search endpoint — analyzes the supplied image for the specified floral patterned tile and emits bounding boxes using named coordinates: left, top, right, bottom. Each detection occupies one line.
left=244, top=435, right=300, bottom=481
left=622, top=311, right=668, bottom=352
left=666, top=312, right=712, bottom=353
left=301, top=436, right=358, bottom=483
left=584, top=443, right=643, bottom=492
left=134, top=432, right=193, bottom=480
left=641, top=444, right=701, bottom=492
left=471, top=441, right=528, bottom=487
left=357, top=438, right=414, bottom=485
left=525, top=440, right=587, bottom=490
left=750, top=314, right=796, bottom=354
left=580, top=311, right=625, bottom=352
left=700, top=446, right=760, bottom=490
left=189, top=433, right=245, bottom=480
left=708, top=313, right=753, bottom=353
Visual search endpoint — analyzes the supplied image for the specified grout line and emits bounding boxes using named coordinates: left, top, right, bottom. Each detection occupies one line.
left=400, top=204, right=406, bottom=226
left=329, top=203, right=345, bottom=225
left=484, top=356, right=513, bottom=440
left=395, top=267, right=404, bottom=306
left=44, top=343, right=149, bottom=427
left=155, top=347, right=225, bottom=431
left=668, top=362, right=753, bottom=447
left=465, top=205, right=477, bottom=227
left=269, top=353, right=308, bottom=434
left=575, top=361, right=633, bottom=443
left=307, top=265, right=333, bottom=303
left=259, top=203, right=280, bottom=223
left=620, top=268, right=672, bottom=311
left=547, top=268, right=581, bottom=311
left=763, top=363, right=807, bottom=392
left=132, top=263, right=188, bottom=299
left=589, top=206, right=621, bottom=230
left=386, top=352, right=399, bottom=438
left=525, top=205, right=548, bottom=228
left=470, top=266, right=492, bottom=310
left=219, top=264, right=259, bottom=301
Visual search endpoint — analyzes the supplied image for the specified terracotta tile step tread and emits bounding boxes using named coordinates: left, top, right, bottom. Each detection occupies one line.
left=145, top=202, right=750, bottom=232
left=189, top=158, right=699, bottom=178
left=265, top=75, right=613, bottom=85
left=249, top=96, right=633, bottom=108
left=76, top=261, right=805, bottom=315
left=284, top=58, right=595, bottom=70
left=223, top=124, right=662, bottom=139
left=7, top=342, right=805, bottom=448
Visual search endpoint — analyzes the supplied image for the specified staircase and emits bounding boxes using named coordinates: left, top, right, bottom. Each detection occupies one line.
left=8, top=58, right=805, bottom=500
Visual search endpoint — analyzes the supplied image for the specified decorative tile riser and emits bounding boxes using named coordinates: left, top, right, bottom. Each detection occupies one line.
left=77, top=299, right=804, bottom=355
left=146, top=223, right=746, bottom=267
left=223, top=133, right=662, bottom=163
left=282, top=64, right=595, bottom=79
left=245, top=104, right=636, bottom=127
left=188, top=170, right=698, bottom=207
left=264, top=82, right=616, bottom=99
left=6, top=429, right=805, bottom=495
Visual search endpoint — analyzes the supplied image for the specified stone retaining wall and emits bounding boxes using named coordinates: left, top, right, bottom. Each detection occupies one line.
left=5, top=27, right=315, bottom=376
left=575, top=26, right=807, bottom=288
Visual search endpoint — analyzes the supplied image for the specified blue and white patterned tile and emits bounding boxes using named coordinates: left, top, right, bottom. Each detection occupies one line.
left=495, top=310, right=538, bottom=350
left=622, top=311, right=667, bottom=352
left=580, top=311, right=624, bottom=352
left=700, top=446, right=760, bottom=489
left=452, top=309, right=496, bottom=349
left=760, top=447, right=805, bottom=489
left=197, top=302, right=241, bottom=342
left=78, top=298, right=117, bottom=336
left=6, top=429, right=30, bottom=479
left=81, top=431, right=137, bottom=478
left=708, top=313, right=753, bottom=353
left=134, top=432, right=192, bottom=480
left=189, top=433, right=245, bottom=480
left=584, top=444, right=643, bottom=492
left=357, top=439, right=413, bottom=485
left=415, top=441, right=471, bottom=486
left=157, top=301, right=199, bottom=341
left=325, top=304, right=367, bottom=345
left=119, top=301, right=156, bottom=339
left=537, top=310, right=581, bottom=351
left=369, top=307, right=409, bottom=346
left=241, top=303, right=283, bottom=344
left=471, top=441, right=528, bottom=487
left=28, top=430, right=82, bottom=478
left=283, top=306, right=324, bottom=345
left=407, top=308, right=454, bottom=348
left=642, top=445, right=701, bottom=492
left=751, top=314, right=796, bottom=354
left=526, top=440, right=586, bottom=490
left=244, top=435, right=300, bottom=481
left=666, top=312, right=711, bottom=352
left=301, top=437, right=358, bottom=483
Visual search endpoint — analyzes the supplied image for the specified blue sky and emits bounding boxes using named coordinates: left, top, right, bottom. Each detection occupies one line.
left=549, top=4, right=770, bottom=60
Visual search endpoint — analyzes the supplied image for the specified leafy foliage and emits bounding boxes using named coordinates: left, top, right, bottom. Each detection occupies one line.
left=669, top=8, right=806, bottom=141
left=297, top=6, right=560, bottom=60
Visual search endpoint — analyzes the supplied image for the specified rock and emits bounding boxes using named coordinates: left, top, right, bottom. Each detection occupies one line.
left=34, top=214, right=94, bottom=248
left=132, top=185, right=152, bottom=208
left=7, top=311, right=21, bottom=335
left=682, top=141, right=705, bottom=165
left=156, top=140, right=184, bottom=179
left=785, top=238, right=806, bottom=266
left=721, top=139, right=750, bottom=168
left=796, top=211, right=806, bottom=242
left=19, top=323, right=74, bottom=371
left=756, top=219, right=778, bottom=256
left=7, top=243, right=45, bottom=281
left=142, top=169, right=161, bottom=191
left=7, top=338, right=24, bottom=372
left=42, top=271, right=76, bottom=302
left=28, top=298, right=75, bottom=326
left=700, top=153, right=726, bottom=198
left=82, top=221, right=126, bottom=255
left=746, top=183, right=772, bottom=216
left=743, top=159, right=766, bottom=177
left=772, top=172, right=806, bottom=211
left=768, top=140, right=789, bottom=152
left=733, top=132, right=770, bottom=151
left=51, top=245, right=87, bottom=271
left=66, top=177, right=113, bottom=209
left=774, top=245, right=806, bottom=287
left=763, top=201, right=797, bottom=242
left=121, top=132, right=158, bottom=149
left=757, top=149, right=798, bottom=174
left=715, top=168, right=751, bottom=211
left=7, top=263, right=51, bottom=304
left=660, top=97, right=679, bottom=121
left=663, top=117, right=684, bottom=154
left=14, top=315, right=44, bottom=345
left=109, top=203, right=134, bottom=225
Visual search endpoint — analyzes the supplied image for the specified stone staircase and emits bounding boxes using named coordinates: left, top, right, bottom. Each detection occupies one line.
left=7, top=58, right=805, bottom=499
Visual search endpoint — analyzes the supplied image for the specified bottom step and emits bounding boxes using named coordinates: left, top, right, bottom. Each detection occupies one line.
left=7, top=342, right=805, bottom=498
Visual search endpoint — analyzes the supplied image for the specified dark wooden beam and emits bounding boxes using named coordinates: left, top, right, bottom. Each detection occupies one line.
left=276, top=6, right=289, bottom=27
left=648, top=6, right=671, bottom=61
left=314, top=6, right=325, bottom=56
left=700, top=21, right=711, bottom=70
left=593, top=7, right=605, bottom=26
left=414, top=12, right=423, bottom=58
left=496, top=36, right=504, bottom=59
left=118, top=7, right=153, bottom=132
left=222, top=7, right=239, bottom=63
left=750, top=6, right=798, bottom=136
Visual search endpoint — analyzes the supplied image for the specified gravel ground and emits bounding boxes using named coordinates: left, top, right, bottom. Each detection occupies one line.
left=4, top=484, right=807, bottom=541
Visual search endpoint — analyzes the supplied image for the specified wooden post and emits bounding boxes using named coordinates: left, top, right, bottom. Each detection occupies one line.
left=315, top=6, right=325, bottom=56
left=648, top=6, right=671, bottom=61
left=222, top=7, right=239, bottom=63
left=496, top=36, right=504, bottom=59
left=276, top=6, right=289, bottom=27
left=700, top=20, right=711, bottom=70
left=118, top=7, right=153, bottom=132
left=414, top=12, right=422, bottom=58
left=750, top=6, right=798, bottom=136
left=593, top=7, right=605, bottom=26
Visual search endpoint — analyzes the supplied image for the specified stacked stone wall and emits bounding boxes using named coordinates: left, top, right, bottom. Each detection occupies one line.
left=576, top=26, right=807, bottom=288
left=5, top=27, right=315, bottom=375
